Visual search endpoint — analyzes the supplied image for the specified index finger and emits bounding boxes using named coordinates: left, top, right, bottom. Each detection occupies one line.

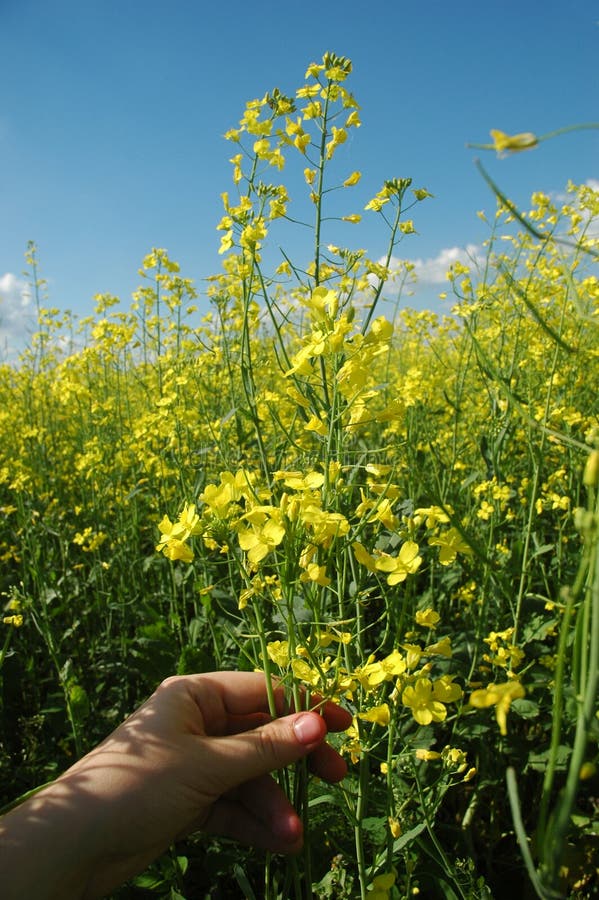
left=186, top=671, right=351, bottom=731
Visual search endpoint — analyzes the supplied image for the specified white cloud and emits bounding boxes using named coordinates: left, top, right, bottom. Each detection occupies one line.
left=384, top=244, right=484, bottom=286
left=0, top=273, right=34, bottom=357
left=410, top=244, right=484, bottom=284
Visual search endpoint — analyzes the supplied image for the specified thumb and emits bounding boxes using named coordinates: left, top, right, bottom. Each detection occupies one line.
left=213, top=711, right=327, bottom=791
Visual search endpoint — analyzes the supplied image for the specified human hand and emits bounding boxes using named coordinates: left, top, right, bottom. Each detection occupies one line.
left=0, top=671, right=352, bottom=899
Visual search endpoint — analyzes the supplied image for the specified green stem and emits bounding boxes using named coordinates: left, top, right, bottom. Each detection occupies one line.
left=536, top=587, right=576, bottom=846
left=506, top=768, right=561, bottom=900
left=0, top=628, right=12, bottom=671
left=541, top=496, right=599, bottom=892
left=355, top=742, right=370, bottom=899
left=312, top=83, right=332, bottom=287
left=361, top=200, right=403, bottom=336
left=413, top=763, right=468, bottom=900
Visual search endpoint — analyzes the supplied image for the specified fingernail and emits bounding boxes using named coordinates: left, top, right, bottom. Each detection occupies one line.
left=293, top=712, right=324, bottom=745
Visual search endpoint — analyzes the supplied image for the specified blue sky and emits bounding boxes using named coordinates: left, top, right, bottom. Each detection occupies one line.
left=1, top=0, right=598, bottom=350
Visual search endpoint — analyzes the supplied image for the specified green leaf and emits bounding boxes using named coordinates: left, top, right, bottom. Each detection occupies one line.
left=361, top=816, right=387, bottom=846
left=527, top=744, right=571, bottom=772
left=511, top=698, right=540, bottom=719
left=233, top=864, right=258, bottom=899
left=392, top=822, right=426, bottom=852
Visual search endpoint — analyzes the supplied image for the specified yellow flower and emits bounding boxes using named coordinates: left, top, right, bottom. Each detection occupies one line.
left=490, top=129, right=538, bottom=155
left=300, top=563, right=331, bottom=587
left=388, top=817, right=401, bottom=838
left=415, top=608, right=440, bottom=628
left=428, top=527, right=472, bottom=565
left=415, top=748, right=441, bottom=761
left=432, top=675, right=463, bottom=703
left=343, top=170, right=362, bottom=187
left=380, top=649, right=407, bottom=677
left=441, top=746, right=468, bottom=772
left=156, top=502, right=202, bottom=562
left=266, top=640, right=290, bottom=667
left=325, top=126, right=347, bottom=159
left=159, top=539, right=194, bottom=563
left=413, top=505, right=450, bottom=529
left=469, top=680, right=525, bottom=736
left=294, top=132, right=311, bottom=153
left=352, top=541, right=378, bottom=572
left=275, top=259, right=291, bottom=276
left=205, top=471, right=257, bottom=516
left=364, top=194, right=389, bottom=212
left=308, top=286, right=338, bottom=319
left=402, top=677, right=447, bottom=725
left=253, top=137, right=271, bottom=156
left=402, top=643, right=423, bottom=670
left=342, top=717, right=362, bottom=764
left=366, top=316, right=394, bottom=343
left=301, top=506, right=349, bottom=546
left=177, top=503, right=202, bottom=535
left=296, top=84, right=321, bottom=99
left=328, top=460, right=343, bottom=483
left=583, top=449, right=599, bottom=488
left=218, top=230, right=234, bottom=254
left=580, top=762, right=596, bottom=781
left=304, top=413, right=328, bottom=436
left=355, top=658, right=388, bottom=691
left=302, top=100, right=322, bottom=119
left=291, top=658, right=321, bottom=687
left=314, top=628, right=351, bottom=648
left=425, top=635, right=452, bottom=658
left=359, top=703, right=391, bottom=726
left=274, top=469, right=325, bottom=492
left=375, top=541, right=422, bottom=585
left=304, top=62, right=325, bottom=79
left=3, top=615, right=23, bottom=628
left=483, top=628, right=525, bottom=669
left=240, top=219, right=267, bottom=251
left=345, top=110, right=361, bottom=127
left=73, top=527, right=107, bottom=553
left=237, top=515, right=286, bottom=566
left=367, top=498, right=398, bottom=530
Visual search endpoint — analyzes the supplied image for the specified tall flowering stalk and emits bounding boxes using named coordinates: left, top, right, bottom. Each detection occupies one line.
left=153, top=52, right=491, bottom=899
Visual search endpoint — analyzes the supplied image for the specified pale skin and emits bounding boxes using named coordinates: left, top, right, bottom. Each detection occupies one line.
left=0, top=671, right=352, bottom=900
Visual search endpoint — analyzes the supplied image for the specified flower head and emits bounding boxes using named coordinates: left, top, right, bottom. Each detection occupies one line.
left=359, top=703, right=391, bottom=727
left=490, top=129, right=538, bottom=155
left=415, top=608, right=440, bottom=628
left=428, top=527, right=472, bottom=565
left=156, top=502, right=202, bottom=562
left=402, top=677, right=447, bottom=725
left=375, top=541, right=422, bottom=585
left=469, top=680, right=525, bottom=735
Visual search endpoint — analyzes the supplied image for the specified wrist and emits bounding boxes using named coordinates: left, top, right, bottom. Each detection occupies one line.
left=0, top=775, right=102, bottom=900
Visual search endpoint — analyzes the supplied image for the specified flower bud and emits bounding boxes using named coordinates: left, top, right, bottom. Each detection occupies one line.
left=583, top=450, right=599, bottom=488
